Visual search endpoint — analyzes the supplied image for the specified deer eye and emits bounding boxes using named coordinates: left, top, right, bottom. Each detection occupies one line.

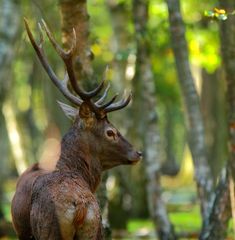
left=105, top=128, right=117, bottom=140
left=107, top=130, right=114, bottom=137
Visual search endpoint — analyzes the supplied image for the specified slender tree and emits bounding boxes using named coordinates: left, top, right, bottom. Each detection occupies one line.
left=166, top=0, right=214, bottom=222
left=200, top=168, right=230, bottom=239
left=132, top=0, right=176, bottom=239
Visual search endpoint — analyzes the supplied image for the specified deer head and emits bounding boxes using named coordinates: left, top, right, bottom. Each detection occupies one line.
left=24, top=19, right=142, bottom=171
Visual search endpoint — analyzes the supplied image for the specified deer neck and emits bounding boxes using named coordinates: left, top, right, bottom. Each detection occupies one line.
left=56, top=127, right=102, bottom=192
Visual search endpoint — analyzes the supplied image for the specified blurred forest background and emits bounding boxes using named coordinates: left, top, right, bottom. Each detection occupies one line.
left=1, top=0, right=235, bottom=239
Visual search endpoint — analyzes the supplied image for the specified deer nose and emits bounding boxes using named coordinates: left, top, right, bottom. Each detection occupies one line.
left=137, top=151, right=142, bottom=158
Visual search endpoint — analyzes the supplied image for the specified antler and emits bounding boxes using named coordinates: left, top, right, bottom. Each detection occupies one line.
left=24, top=18, right=131, bottom=118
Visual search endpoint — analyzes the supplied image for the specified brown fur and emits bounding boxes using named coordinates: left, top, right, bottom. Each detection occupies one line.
left=11, top=114, right=141, bottom=240
left=11, top=163, right=44, bottom=239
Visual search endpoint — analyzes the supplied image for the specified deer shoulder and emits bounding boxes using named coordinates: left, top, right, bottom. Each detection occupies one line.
left=30, top=171, right=101, bottom=239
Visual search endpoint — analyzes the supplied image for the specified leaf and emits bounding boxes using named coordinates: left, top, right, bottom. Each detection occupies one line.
left=214, top=8, right=226, bottom=14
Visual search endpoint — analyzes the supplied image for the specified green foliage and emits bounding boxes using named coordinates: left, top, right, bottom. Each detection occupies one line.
left=182, top=1, right=221, bottom=72
left=127, top=218, right=154, bottom=233
left=127, top=206, right=201, bottom=235
left=169, top=207, right=201, bottom=232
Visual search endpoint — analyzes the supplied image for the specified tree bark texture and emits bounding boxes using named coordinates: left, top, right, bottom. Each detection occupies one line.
left=59, top=0, right=93, bottom=82
left=200, top=168, right=230, bottom=240
left=132, top=1, right=176, bottom=239
left=166, top=0, right=214, bottom=222
left=219, top=0, right=235, bottom=181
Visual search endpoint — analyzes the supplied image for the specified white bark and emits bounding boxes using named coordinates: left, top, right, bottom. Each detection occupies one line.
left=166, top=0, right=214, bottom=222
left=132, top=0, right=176, bottom=239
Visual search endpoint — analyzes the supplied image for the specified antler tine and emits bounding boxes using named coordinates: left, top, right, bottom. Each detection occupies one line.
left=62, top=72, right=82, bottom=104
left=41, top=19, right=72, bottom=58
left=95, top=83, right=110, bottom=105
left=24, top=18, right=82, bottom=106
left=82, top=65, right=109, bottom=98
left=87, top=78, right=106, bottom=98
left=41, top=19, right=104, bottom=100
left=41, top=19, right=81, bottom=98
left=104, top=93, right=132, bottom=113
left=98, top=93, right=119, bottom=109
left=38, top=23, right=44, bottom=47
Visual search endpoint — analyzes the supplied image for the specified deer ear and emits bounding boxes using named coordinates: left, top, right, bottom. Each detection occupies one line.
left=57, top=101, right=78, bottom=120
left=79, top=102, right=93, bottom=119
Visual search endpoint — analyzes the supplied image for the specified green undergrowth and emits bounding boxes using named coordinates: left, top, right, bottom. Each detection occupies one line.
left=127, top=205, right=201, bottom=234
left=126, top=206, right=235, bottom=239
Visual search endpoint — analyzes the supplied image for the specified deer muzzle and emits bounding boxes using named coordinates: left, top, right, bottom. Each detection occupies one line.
left=128, top=151, right=142, bottom=164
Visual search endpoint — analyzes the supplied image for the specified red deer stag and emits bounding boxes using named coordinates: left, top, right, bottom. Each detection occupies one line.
left=11, top=19, right=142, bottom=240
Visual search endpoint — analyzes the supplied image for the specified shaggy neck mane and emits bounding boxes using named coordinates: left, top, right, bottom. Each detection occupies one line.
left=56, top=126, right=102, bottom=192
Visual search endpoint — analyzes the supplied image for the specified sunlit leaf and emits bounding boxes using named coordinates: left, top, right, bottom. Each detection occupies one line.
left=214, top=7, right=226, bottom=14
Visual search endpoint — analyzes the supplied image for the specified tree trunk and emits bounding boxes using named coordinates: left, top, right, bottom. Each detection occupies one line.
left=166, top=0, right=214, bottom=222
left=219, top=0, right=235, bottom=181
left=200, top=168, right=230, bottom=240
left=59, top=0, right=93, bottom=84
left=132, top=0, right=176, bottom=239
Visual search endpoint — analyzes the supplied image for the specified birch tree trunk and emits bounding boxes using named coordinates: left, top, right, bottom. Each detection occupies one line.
left=132, top=0, right=176, bottom=239
left=166, top=0, right=214, bottom=222
left=58, top=1, right=110, bottom=238
left=199, top=168, right=230, bottom=239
